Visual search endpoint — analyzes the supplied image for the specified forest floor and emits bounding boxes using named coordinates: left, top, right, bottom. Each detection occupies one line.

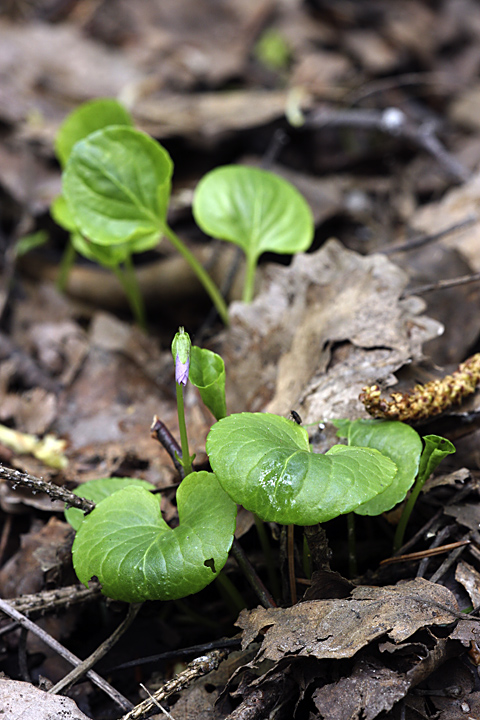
left=2, top=1, right=480, bottom=718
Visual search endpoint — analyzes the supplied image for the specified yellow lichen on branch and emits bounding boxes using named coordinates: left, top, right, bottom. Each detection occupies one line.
left=360, top=353, right=480, bottom=422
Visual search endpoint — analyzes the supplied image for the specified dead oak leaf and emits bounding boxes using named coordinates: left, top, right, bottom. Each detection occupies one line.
left=237, top=579, right=458, bottom=662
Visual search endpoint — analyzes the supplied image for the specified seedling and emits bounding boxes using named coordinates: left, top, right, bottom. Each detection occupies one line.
left=66, top=330, right=454, bottom=604
left=193, top=165, right=314, bottom=302
left=51, top=98, right=315, bottom=327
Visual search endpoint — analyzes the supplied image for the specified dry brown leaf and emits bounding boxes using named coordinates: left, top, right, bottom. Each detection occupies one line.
left=220, top=239, right=441, bottom=427
left=0, top=678, right=90, bottom=720
left=237, top=579, right=458, bottom=662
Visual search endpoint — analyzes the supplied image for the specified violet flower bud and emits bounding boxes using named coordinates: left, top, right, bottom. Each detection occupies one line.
left=171, top=327, right=191, bottom=386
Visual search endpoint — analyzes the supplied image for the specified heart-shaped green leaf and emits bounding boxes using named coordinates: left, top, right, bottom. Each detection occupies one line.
left=192, top=165, right=314, bottom=301
left=334, top=419, right=423, bottom=516
left=193, top=165, right=313, bottom=260
left=190, top=346, right=226, bottom=420
left=206, top=413, right=397, bottom=525
left=63, top=126, right=172, bottom=249
left=65, top=476, right=155, bottom=531
left=72, top=471, right=237, bottom=602
left=417, top=435, right=456, bottom=487
left=55, top=98, right=133, bottom=167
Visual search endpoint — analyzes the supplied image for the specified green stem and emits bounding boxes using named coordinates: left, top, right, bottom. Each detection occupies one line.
left=111, top=258, right=147, bottom=331
left=347, top=513, right=357, bottom=578
left=393, top=478, right=424, bottom=553
left=242, top=253, right=257, bottom=304
left=215, top=571, right=246, bottom=615
left=176, top=382, right=193, bottom=476
left=56, top=238, right=76, bottom=293
left=163, top=224, right=230, bottom=325
left=254, top=514, right=280, bottom=601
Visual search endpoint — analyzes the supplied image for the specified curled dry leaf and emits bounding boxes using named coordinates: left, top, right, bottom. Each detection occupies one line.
left=220, top=239, right=441, bottom=427
left=237, top=579, right=458, bottom=662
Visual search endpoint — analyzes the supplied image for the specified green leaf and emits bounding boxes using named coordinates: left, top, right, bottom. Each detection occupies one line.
left=334, top=419, right=423, bottom=516
left=63, top=126, right=173, bottom=249
left=417, top=435, right=456, bottom=486
left=206, top=413, right=397, bottom=525
left=55, top=98, right=133, bottom=167
left=51, top=194, right=79, bottom=233
left=15, top=231, right=48, bottom=257
left=71, top=232, right=130, bottom=267
left=193, top=165, right=314, bottom=262
left=72, top=471, right=237, bottom=602
left=190, top=346, right=227, bottom=420
left=65, top=476, right=154, bottom=531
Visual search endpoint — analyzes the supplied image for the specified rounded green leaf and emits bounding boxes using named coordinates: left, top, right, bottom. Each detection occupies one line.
left=190, top=346, right=226, bottom=420
left=72, top=471, right=237, bottom=602
left=192, top=165, right=314, bottom=262
left=51, top=194, right=79, bottom=233
left=55, top=98, right=133, bottom=167
left=65, top=476, right=155, bottom=531
left=71, top=232, right=130, bottom=267
left=335, top=419, right=423, bottom=516
left=63, top=126, right=173, bottom=248
left=206, top=413, right=397, bottom=525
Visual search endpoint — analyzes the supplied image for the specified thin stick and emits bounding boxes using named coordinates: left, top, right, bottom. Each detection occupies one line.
left=0, top=597, right=133, bottom=711
left=230, top=539, right=276, bottom=609
left=0, top=464, right=94, bottom=512
left=403, top=271, right=480, bottom=297
left=287, top=525, right=297, bottom=605
left=381, top=215, right=477, bottom=255
left=121, top=650, right=227, bottom=720
left=347, top=513, right=357, bottom=578
left=49, top=602, right=143, bottom=695
left=380, top=539, right=471, bottom=566
left=150, top=415, right=184, bottom=477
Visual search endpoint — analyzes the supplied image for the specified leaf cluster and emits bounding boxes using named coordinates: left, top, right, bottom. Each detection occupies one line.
left=66, top=340, right=455, bottom=603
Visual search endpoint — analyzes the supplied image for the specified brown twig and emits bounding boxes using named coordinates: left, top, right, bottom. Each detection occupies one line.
left=7, top=583, right=102, bottom=616
left=0, top=464, right=94, bottom=512
left=380, top=215, right=477, bottom=255
left=380, top=539, right=471, bottom=566
left=404, top=271, right=480, bottom=296
left=49, top=602, right=143, bottom=695
left=121, top=649, right=227, bottom=720
left=150, top=415, right=184, bottom=478
left=0, top=597, right=133, bottom=712
left=231, top=539, right=276, bottom=609
left=304, top=106, right=469, bottom=182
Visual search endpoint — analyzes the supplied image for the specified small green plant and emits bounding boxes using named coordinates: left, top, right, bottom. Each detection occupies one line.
left=192, top=165, right=314, bottom=302
left=66, top=329, right=454, bottom=604
left=49, top=98, right=315, bottom=327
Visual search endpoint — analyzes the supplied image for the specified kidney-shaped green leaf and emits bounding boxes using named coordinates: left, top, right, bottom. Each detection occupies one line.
left=334, top=419, right=423, bottom=516
left=193, top=165, right=314, bottom=262
left=63, top=126, right=173, bottom=249
left=72, top=471, right=237, bottom=602
left=55, top=98, right=133, bottom=168
left=206, top=413, right=397, bottom=525
left=190, top=345, right=226, bottom=420
left=65, top=476, right=155, bottom=531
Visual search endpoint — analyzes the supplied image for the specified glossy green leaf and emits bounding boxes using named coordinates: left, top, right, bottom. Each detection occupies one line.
left=70, top=233, right=131, bottom=267
left=72, top=471, right=237, bottom=602
left=63, top=126, right=172, bottom=249
left=55, top=98, right=133, bottom=167
left=192, top=165, right=314, bottom=262
left=65, top=476, right=154, bottom=531
left=51, top=194, right=79, bottom=233
left=334, top=419, right=423, bottom=516
left=190, top=346, right=226, bottom=420
left=206, top=413, right=397, bottom=525
left=417, top=435, right=456, bottom=486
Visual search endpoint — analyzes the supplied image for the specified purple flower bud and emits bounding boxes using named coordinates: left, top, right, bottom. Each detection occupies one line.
left=175, top=355, right=190, bottom=386
left=172, top=327, right=191, bottom=386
